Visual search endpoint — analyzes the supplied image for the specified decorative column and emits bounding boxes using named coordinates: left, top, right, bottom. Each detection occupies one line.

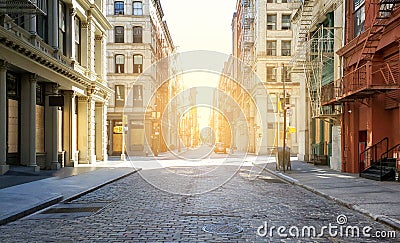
left=81, top=22, right=89, bottom=68
left=77, top=96, right=89, bottom=163
left=29, top=74, right=40, bottom=171
left=45, top=84, right=60, bottom=170
left=29, top=14, right=36, bottom=34
left=62, top=91, right=77, bottom=166
left=0, top=60, right=9, bottom=175
left=87, top=12, right=96, bottom=79
left=94, top=34, right=104, bottom=79
left=88, top=96, right=96, bottom=163
left=95, top=102, right=108, bottom=161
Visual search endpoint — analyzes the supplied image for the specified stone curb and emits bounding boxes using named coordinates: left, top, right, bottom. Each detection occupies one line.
left=254, top=163, right=400, bottom=231
left=0, top=168, right=142, bottom=226
left=63, top=167, right=142, bottom=203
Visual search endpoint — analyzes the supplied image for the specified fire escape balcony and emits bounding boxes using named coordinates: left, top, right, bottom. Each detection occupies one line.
left=0, top=0, right=47, bottom=15
left=329, top=61, right=400, bottom=103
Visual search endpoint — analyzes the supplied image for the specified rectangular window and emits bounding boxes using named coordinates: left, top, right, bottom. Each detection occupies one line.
left=114, top=1, right=124, bottom=15
left=267, top=0, right=277, bottom=2
left=281, top=0, right=287, bottom=3
left=133, top=85, right=143, bottom=107
left=281, top=40, right=291, bottom=56
left=133, top=26, right=143, bottom=43
left=266, top=41, right=276, bottom=56
left=267, top=123, right=275, bottom=129
left=36, top=83, right=44, bottom=105
left=36, top=14, right=48, bottom=42
left=266, top=67, right=276, bottom=82
left=282, top=14, right=291, bottom=30
left=133, top=55, right=143, bottom=73
left=133, top=1, right=143, bottom=15
left=74, top=16, right=81, bottom=62
left=268, top=94, right=277, bottom=112
left=115, top=85, right=125, bottom=107
left=115, top=55, right=125, bottom=73
left=58, top=1, right=66, bottom=54
left=267, top=14, right=277, bottom=30
left=353, top=0, right=365, bottom=37
left=115, top=26, right=124, bottom=43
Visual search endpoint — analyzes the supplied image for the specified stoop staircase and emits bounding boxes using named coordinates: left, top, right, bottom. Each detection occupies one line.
left=359, top=137, right=398, bottom=181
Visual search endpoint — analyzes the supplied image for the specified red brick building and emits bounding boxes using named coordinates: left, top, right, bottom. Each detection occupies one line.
left=332, top=1, right=400, bottom=175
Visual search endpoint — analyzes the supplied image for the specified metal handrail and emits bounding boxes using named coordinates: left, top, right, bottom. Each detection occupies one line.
left=359, top=137, right=389, bottom=176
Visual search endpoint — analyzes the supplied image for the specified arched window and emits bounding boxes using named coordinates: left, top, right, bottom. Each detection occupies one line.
left=133, top=1, right=143, bottom=15
left=115, top=54, right=125, bottom=73
left=114, top=1, right=124, bottom=15
left=114, top=26, right=124, bottom=43
left=133, top=26, right=143, bottom=43
left=133, top=55, right=143, bottom=73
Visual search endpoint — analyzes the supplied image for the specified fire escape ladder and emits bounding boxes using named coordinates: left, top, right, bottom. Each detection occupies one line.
left=241, top=0, right=255, bottom=90
left=355, top=0, right=400, bottom=69
left=291, top=0, right=314, bottom=66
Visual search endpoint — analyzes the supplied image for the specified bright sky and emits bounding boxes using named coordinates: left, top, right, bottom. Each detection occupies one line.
left=161, top=0, right=237, bottom=55
left=161, top=0, right=237, bottom=134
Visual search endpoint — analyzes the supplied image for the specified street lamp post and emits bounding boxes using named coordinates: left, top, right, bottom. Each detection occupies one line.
left=121, top=115, right=127, bottom=161
left=151, top=110, right=160, bottom=156
left=282, top=64, right=287, bottom=173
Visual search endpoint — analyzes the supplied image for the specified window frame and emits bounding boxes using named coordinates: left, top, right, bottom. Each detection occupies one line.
left=115, top=54, right=125, bottom=73
left=133, top=54, right=143, bottom=74
left=133, top=1, right=143, bottom=15
left=114, top=1, right=124, bottom=15
left=353, top=0, right=365, bottom=37
left=266, top=66, right=277, bottom=82
left=115, top=85, right=126, bottom=107
left=58, top=1, right=66, bottom=54
left=281, top=40, right=291, bottom=56
left=74, top=16, right=81, bottom=63
left=114, top=26, right=125, bottom=43
left=267, top=14, right=277, bottom=30
left=133, top=85, right=143, bottom=107
left=133, top=26, right=143, bottom=43
left=266, top=41, right=277, bottom=56
left=281, top=14, right=291, bottom=30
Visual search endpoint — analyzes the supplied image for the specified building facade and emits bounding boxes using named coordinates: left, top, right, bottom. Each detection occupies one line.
left=290, top=0, right=344, bottom=170
left=105, top=0, right=175, bottom=157
left=330, top=1, right=400, bottom=175
left=0, top=0, right=112, bottom=174
left=227, top=0, right=300, bottom=155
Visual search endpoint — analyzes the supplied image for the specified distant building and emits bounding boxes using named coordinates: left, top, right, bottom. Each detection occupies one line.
left=105, top=0, right=175, bottom=156
left=0, top=0, right=112, bottom=174
left=228, top=0, right=300, bottom=155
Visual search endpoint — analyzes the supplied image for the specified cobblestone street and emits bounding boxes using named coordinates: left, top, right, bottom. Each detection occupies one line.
left=0, top=159, right=399, bottom=242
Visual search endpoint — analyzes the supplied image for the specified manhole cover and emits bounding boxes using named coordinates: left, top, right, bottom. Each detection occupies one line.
left=202, top=223, right=243, bottom=234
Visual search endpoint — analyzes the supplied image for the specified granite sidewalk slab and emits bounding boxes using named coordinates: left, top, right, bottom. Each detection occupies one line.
left=0, top=165, right=140, bottom=225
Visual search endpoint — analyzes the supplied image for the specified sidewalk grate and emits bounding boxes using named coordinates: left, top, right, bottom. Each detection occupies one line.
left=24, top=203, right=108, bottom=220
left=202, top=223, right=243, bottom=234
